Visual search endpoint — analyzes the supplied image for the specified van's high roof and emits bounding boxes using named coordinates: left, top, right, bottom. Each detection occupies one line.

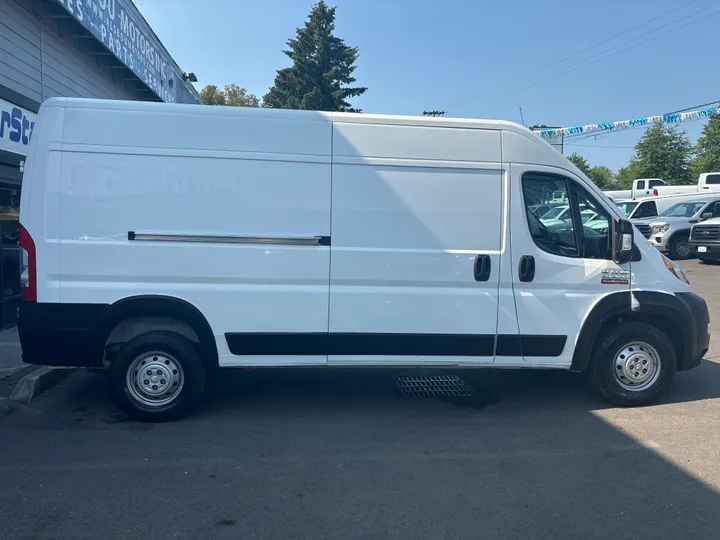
left=41, top=96, right=512, bottom=131
left=37, top=97, right=589, bottom=181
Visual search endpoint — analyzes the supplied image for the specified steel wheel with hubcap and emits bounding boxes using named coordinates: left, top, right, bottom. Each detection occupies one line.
left=126, top=352, right=185, bottom=408
left=109, top=330, right=207, bottom=422
left=612, top=342, right=661, bottom=392
left=591, top=321, right=675, bottom=406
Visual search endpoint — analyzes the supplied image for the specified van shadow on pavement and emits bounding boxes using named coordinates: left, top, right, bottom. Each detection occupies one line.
left=1, top=361, right=720, bottom=539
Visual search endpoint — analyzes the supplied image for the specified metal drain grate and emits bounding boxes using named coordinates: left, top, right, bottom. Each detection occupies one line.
left=394, top=375, right=476, bottom=397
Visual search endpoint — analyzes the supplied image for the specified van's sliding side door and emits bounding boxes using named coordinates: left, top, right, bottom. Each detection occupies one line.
left=326, top=122, right=504, bottom=365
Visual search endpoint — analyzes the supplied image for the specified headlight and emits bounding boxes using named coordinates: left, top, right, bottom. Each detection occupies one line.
left=662, top=254, right=690, bottom=285
left=651, top=223, right=671, bottom=234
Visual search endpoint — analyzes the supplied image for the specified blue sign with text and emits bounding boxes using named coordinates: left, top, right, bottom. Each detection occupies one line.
left=53, top=0, right=181, bottom=103
left=0, top=99, right=36, bottom=156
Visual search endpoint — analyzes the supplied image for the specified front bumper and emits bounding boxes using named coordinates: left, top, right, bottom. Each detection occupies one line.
left=675, top=292, right=710, bottom=371
left=18, top=302, right=109, bottom=367
left=690, top=240, right=720, bottom=259
left=650, top=237, right=668, bottom=252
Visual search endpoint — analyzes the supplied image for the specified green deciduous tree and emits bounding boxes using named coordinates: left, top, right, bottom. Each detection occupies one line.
left=263, top=1, right=367, bottom=112
left=567, top=152, right=591, bottom=175
left=690, top=116, right=720, bottom=178
left=616, top=124, right=694, bottom=187
left=199, top=84, right=260, bottom=107
left=199, top=85, right=225, bottom=105
left=587, top=166, right=615, bottom=189
left=566, top=152, right=615, bottom=188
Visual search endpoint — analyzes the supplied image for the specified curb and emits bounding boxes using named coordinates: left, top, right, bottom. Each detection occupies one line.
left=9, top=367, right=75, bottom=403
left=0, top=364, right=31, bottom=382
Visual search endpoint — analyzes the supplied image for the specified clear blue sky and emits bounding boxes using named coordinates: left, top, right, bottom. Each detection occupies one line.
left=136, top=0, right=719, bottom=174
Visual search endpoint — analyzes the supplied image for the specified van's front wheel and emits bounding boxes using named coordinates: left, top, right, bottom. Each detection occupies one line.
left=590, top=322, right=676, bottom=406
left=109, top=331, right=206, bottom=422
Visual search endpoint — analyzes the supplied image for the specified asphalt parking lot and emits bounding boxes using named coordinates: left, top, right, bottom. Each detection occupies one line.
left=1, top=258, right=719, bottom=540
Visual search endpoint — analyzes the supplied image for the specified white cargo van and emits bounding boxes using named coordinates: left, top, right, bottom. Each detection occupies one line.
left=18, top=98, right=710, bottom=421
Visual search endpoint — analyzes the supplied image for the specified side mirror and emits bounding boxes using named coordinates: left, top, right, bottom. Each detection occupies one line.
left=701, top=212, right=713, bottom=220
left=612, top=218, right=633, bottom=264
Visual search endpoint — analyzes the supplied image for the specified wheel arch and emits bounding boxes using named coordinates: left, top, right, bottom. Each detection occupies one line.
left=667, top=229, right=690, bottom=244
left=571, top=291, right=691, bottom=372
left=100, top=295, right=219, bottom=370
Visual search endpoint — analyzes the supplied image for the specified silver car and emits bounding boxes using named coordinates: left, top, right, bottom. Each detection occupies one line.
left=647, top=199, right=720, bottom=259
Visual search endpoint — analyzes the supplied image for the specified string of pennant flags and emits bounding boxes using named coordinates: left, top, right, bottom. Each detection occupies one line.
left=537, top=105, right=720, bottom=141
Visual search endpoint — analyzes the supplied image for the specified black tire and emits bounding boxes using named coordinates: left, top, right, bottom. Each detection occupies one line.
left=668, top=234, right=691, bottom=260
left=109, top=331, right=206, bottom=422
left=590, top=322, right=676, bottom=407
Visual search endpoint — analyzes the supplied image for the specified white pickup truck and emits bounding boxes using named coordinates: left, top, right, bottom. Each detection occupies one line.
left=603, top=178, right=666, bottom=201
left=652, top=173, right=720, bottom=197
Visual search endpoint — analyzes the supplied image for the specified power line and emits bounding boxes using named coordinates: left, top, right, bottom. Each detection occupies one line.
left=505, top=4, right=720, bottom=98
left=444, top=0, right=717, bottom=113
left=667, top=100, right=720, bottom=115
left=450, top=1, right=719, bottom=112
left=454, top=3, right=720, bottom=112
left=565, top=143, right=635, bottom=149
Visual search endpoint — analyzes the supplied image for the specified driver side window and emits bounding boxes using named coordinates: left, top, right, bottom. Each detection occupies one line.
left=713, top=202, right=720, bottom=218
left=522, top=173, right=612, bottom=260
left=522, top=174, right=578, bottom=258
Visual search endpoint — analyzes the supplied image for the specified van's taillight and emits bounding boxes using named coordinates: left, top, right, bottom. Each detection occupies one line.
left=19, top=224, right=36, bottom=302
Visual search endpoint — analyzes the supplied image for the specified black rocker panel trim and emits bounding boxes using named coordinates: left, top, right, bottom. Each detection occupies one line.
left=225, top=333, right=567, bottom=357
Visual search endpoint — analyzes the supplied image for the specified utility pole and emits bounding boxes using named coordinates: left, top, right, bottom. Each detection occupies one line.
left=423, top=110, right=446, bottom=117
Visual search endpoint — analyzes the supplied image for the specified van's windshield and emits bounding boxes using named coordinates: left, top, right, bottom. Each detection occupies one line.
left=660, top=201, right=707, bottom=218
left=614, top=201, right=638, bottom=217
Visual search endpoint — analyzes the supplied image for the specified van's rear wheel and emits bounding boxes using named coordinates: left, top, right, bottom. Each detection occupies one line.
left=109, top=331, right=206, bottom=422
left=590, top=322, right=675, bottom=406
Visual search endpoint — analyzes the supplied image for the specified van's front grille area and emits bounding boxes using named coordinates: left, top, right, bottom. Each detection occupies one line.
left=634, top=224, right=652, bottom=239
left=692, top=225, right=720, bottom=240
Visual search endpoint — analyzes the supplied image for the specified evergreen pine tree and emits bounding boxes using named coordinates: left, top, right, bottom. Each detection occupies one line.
left=263, top=1, right=366, bottom=112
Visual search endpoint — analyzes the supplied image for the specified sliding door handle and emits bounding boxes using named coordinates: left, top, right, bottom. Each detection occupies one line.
left=474, top=254, right=491, bottom=282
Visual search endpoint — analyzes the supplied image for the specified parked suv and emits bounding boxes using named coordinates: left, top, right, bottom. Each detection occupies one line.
left=647, top=199, right=720, bottom=259
left=690, top=217, right=720, bottom=263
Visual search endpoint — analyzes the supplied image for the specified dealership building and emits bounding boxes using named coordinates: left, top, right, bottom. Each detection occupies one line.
left=0, top=0, right=201, bottom=328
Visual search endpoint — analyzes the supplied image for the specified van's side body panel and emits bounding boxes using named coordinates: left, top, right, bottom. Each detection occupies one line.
left=55, top=102, right=334, bottom=366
